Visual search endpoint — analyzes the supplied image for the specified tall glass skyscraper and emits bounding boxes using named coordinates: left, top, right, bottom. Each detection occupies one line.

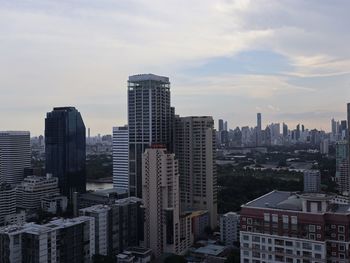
left=45, top=107, right=86, bottom=198
left=128, top=74, right=173, bottom=197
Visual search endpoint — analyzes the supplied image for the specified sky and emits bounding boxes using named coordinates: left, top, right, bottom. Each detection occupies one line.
left=1, top=0, right=350, bottom=136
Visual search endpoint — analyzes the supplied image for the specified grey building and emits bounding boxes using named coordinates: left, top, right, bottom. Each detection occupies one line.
left=128, top=74, right=173, bottom=198
left=175, top=116, right=217, bottom=228
left=303, top=169, right=321, bottom=193
left=0, top=131, right=31, bottom=185
left=0, top=184, right=16, bottom=226
left=113, top=125, right=129, bottom=191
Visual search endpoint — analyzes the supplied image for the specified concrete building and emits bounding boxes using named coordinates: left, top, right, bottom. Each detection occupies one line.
left=336, top=141, right=350, bottom=195
left=41, top=194, right=68, bottom=214
left=80, top=205, right=109, bottom=256
left=175, top=116, right=217, bottom=228
left=113, top=125, right=129, bottom=191
left=80, top=197, right=143, bottom=257
left=16, top=174, right=60, bottom=211
left=220, top=212, right=240, bottom=246
left=0, top=216, right=95, bottom=263
left=320, top=139, right=329, bottom=155
left=0, top=184, right=16, bottom=226
left=142, top=147, right=182, bottom=257
left=78, top=188, right=128, bottom=209
left=128, top=74, right=174, bottom=198
left=303, top=170, right=321, bottom=193
left=0, top=131, right=31, bottom=184
left=240, top=190, right=350, bottom=263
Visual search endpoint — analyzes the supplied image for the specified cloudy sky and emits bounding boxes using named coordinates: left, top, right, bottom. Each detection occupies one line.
left=1, top=0, right=349, bottom=135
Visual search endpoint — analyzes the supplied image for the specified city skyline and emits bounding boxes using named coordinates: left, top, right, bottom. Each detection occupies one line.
left=1, top=1, right=349, bottom=135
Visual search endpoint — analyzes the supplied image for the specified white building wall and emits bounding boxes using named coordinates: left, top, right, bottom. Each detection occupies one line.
left=113, top=126, right=129, bottom=191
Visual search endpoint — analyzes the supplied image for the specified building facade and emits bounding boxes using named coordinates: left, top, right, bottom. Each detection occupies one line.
left=0, top=216, right=95, bottom=263
left=113, top=125, right=129, bottom=191
left=0, top=131, right=31, bottom=185
left=175, top=116, right=217, bottom=228
left=0, top=184, right=16, bottom=226
left=45, top=107, right=86, bottom=198
left=336, top=141, right=350, bottom=195
left=142, top=147, right=181, bottom=257
left=220, top=212, right=240, bottom=246
left=303, top=170, right=321, bottom=193
left=16, top=174, right=59, bottom=211
left=128, top=74, right=173, bottom=198
left=240, top=190, right=350, bottom=263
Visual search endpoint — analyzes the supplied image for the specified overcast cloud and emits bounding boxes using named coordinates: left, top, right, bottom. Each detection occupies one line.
left=0, top=0, right=349, bottom=135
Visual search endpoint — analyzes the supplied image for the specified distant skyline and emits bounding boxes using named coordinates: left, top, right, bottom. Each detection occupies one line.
left=1, top=0, right=349, bottom=135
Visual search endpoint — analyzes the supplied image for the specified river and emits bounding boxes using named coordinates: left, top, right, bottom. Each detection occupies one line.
left=86, top=182, right=113, bottom=191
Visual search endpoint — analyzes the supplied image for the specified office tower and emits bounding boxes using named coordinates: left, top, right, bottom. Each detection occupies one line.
left=142, top=147, right=181, bottom=257
left=303, top=170, right=321, bottom=193
left=80, top=197, right=143, bottom=256
left=224, top=121, right=228, bottom=131
left=175, top=116, right=217, bottom=228
left=0, top=131, right=31, bottom=184
left=0, top=216, right=95, bottom=263
left=220, top=212, right=240, bottom=246
left=335, top=141, right=349, bottom=195
left=45, top=107, right=86, bottom=198
left=0, top=184, right=16, bottom=226
left=218, top=119, right=224, bottom=131
left=113, top=125, right=129, bottom=191
left=256, top=113, right=262, bottom=146
left=128, top=74, right=173, bottom=198
left=239, top=190, right=350, bottom=262
left=16, top=174, right=59, bottom=211
left=331, top=118, right=337, bottom=141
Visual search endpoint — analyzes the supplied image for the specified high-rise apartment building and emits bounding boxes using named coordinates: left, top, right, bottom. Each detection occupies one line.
left=16, top=174, right=59, bottom=211
left=0, top=131, right=31, bottom=184
left=128, top=74, right=173, bottom=198
left=142, top=147, right=181, bottom=257
left=218, top=119, right=224, bottom=131
left=45, top=107, right=86, bottom=198
left=175, top=116, right=217, bottom=228
left=113, top=125, right=129, bottom=191
left=303, top=170, right=321, bottom=193
left=335, top=141, right=349, bottom=195
left=240, top=190, right=350, bottom=263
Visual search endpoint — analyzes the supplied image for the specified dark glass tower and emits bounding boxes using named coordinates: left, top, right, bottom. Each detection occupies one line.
left=128, top=74, right=173, bottom=198
left=45, top=107, right=86, bottom=198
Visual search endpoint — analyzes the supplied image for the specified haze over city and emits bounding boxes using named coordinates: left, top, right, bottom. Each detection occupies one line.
left=1, top=0, right=349, bottom=135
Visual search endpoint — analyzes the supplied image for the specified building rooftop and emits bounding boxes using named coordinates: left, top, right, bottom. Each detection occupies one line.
left=243, top=190, right=350, bottom=214
left=194, top=244, right=226, bottom=256
left=128, top=74, right=169, bottom=83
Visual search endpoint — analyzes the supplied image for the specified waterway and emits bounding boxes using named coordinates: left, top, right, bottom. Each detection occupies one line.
left=86, top=182, right=113, bottom=191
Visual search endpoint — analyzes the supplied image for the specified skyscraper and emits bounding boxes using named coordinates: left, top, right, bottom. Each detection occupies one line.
left=218, top=119, right=224, bottom=131
left=0, top=131, right=31, bottom=184
left=45, top=107, right=86, bottom=198
left=175, top=116, right=217, bottom=228
left=128, top=74, right=173, bottom=197
left=256, top=113, right=262, bottom=146
left=113, top=125, right=129, bottom=191
left=142, top=146, right=181, bottom=257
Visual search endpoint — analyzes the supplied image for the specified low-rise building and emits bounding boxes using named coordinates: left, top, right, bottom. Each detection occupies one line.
left=0, top=183, right=16, bottom=226
left=220, top=212, right=240, bottom=246
left=240, top=190, right=350, bottom=263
